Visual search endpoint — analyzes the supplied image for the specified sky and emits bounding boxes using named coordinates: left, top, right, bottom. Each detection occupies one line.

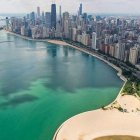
left=0, top=0, right=140, bottom=14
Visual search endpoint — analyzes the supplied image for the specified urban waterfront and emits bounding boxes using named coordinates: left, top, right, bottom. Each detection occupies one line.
left=0, top=30, right=124, bottom=140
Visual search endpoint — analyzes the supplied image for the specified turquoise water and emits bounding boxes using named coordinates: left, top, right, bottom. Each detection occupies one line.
left=0, top=31, right=123, bottom=140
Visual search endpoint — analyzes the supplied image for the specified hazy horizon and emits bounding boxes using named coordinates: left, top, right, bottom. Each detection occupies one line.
left=0, top=0, right=140, bottom=15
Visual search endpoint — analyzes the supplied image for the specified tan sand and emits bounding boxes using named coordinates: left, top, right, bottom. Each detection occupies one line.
left=54, top=95, right=140, bottom=140
left=118, top=95, right=140, bottom=113
left=47, top=40, right=69, bottom=46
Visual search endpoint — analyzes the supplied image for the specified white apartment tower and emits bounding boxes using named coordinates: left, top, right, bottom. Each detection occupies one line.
left=92, top=32, right=97, bottom=50
left=129, top=45, right=139, bottom=65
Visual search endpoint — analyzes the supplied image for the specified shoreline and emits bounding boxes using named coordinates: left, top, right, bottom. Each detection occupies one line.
left=5, top=30, right=50, bottom=42
left=47, top=40, right=126, bottom=82
left=5, top=30, right=126, bottom=82
left=6, top=31, right=136, bottom=140
left=52, top=84, right=127, bottom=140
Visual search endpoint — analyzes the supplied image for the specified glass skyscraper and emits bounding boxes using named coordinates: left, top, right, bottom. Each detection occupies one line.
left=51, top=4, right=56, bottom=29
left=79, top=3, right=82, bottom=15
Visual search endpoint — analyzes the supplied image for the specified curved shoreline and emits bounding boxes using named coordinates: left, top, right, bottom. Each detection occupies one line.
left=5, top=30, right=126, bottom=82
left=53, top=94, right=140, bottom=140
left=52, top=83, right=127, bottom=140
left=46, top=41, right=128, bottom=140
left=5, top=31, right=129, bottom=140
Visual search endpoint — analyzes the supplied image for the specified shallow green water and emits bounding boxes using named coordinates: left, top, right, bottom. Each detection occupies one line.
left=0, top=31, right=123, bottom=140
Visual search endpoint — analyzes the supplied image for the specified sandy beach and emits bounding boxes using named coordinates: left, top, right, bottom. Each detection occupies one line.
left=47, top=40, right=69, bottom=46
left=54, top=95, right=140, bottom=140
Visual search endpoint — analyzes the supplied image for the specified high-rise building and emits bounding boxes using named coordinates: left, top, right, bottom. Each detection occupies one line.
left=114, top=43, right=120, bottom=59
left=59, top=6, right=62, bottom=24
left=27, top=14, right=30, bottom=19
left=55, top=22, right=62, bottom=38
left=109, top=45, right=115, bottom=57
left=30, top=12, right=35, bottom=25
left=63, top=12, right=69, bottom=21
left=104, top=35, right=111, bottom=45
left=72, top=28, right=77, bottom=41
left=82, top=13, right=87, bottom=24
left=21, top=26, right=25, bottom=36
left=51, top=4, right=57, bottom=29
left=42, top=11, right=45, bottom=24
left=129, top=45, right=139, bottom=65
left=119, top=42, right=126, bottom=61
left=82, top=32, right=90, bottom=46
left=92, top=32, right=97, bottom=50
left=96, top=22, right=103, bottom=38
left=37, top=7, right=40, bottom=18
left=63, top=20, right=69, bottom=38
left=59, top=6, right=62, bottom=32
left=79, top=3, right=82, bottom=15
left=5, top=17, right=9, bottom=30
left=63, top=12, right=70, bottom=38
left=45, top=12, right=51, bottom=28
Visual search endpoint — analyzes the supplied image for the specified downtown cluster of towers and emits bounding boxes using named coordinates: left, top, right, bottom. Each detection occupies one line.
left=5, top=3, right=140, bottom=68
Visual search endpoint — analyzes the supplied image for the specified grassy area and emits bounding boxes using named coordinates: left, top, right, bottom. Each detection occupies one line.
left=123, top=81, right=134, bottom=95
left=123, top=80, right=140, bottom=97
left=135, top=82, right=140, bottom=97
left=95, top=135, right=140, bottom=140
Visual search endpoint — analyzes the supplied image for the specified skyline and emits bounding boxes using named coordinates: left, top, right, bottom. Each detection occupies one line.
left=0, top=0, right=140, bottom=14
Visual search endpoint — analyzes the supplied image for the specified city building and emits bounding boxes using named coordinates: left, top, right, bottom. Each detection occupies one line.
left=129, top=45, right=139, bottom=65
left=92, top=32, right=97, bottom=50
left=79, top=3, right=82, bottom=16
left=37, top=7, right=40, bottom=19
left=45, top=12, right=51, bottom=28
left=51, top=4, right=56, bottom=29
left=6, top=3, right=140, bottom=71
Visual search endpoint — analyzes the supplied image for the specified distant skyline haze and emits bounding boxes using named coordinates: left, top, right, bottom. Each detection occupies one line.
left=0, top=0, right=140, bottom=14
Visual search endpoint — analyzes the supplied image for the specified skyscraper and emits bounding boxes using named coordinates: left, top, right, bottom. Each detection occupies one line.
left=42, top=11, right=45, bottom=24
left=59, top=6, right=62, bottom=26
left=37, top=7, right=40, bottom=18
left=63, top=12, right=70, bottom=38
left=129, top=45, right=139, bottom=65
left=96, top=22, right=103, bottom=38
left=51, top=4, right=56, bottom=29
left=45, top=12, right=51, bottom=28
left=5, top=17, right=9, bottom=30
left=92, top=32, right=97, bottom=50
left=30, top=12, right=35, bottom=25
left=59, top=6, right=62, bottom=21
left=79, top=3, right=82, bottom=15
left=119, top=42, right=126, bottom=61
